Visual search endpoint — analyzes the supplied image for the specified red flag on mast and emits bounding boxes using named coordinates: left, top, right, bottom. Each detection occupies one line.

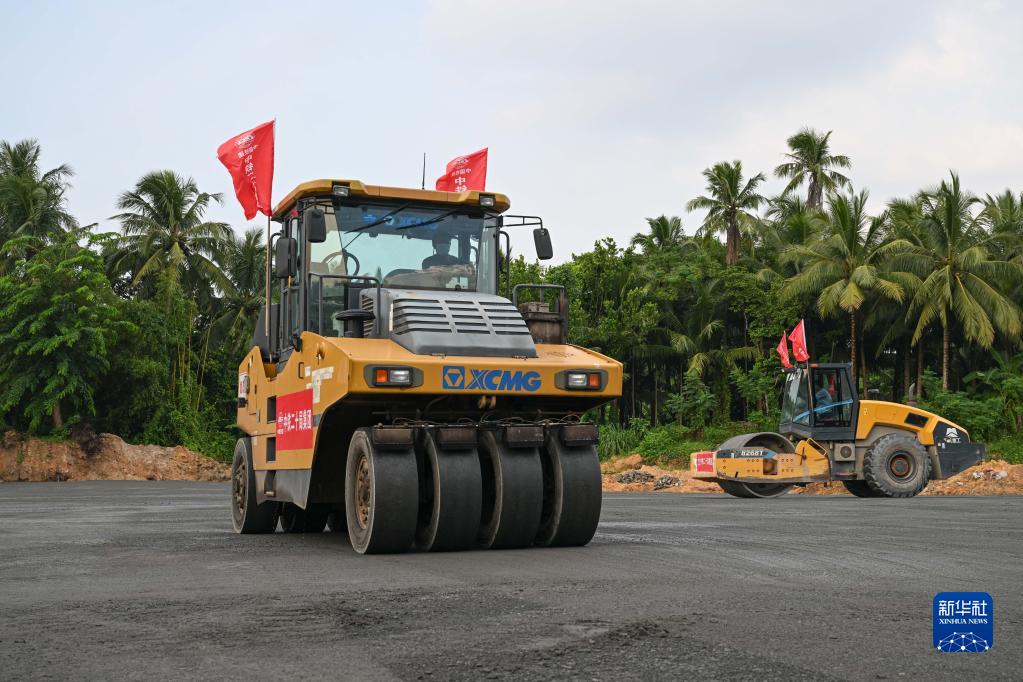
left=217, top=120, right=275, bottom=220
left=435, top=148, right=488, bottom=192
left=776, top=331, right=792, bottom=368
left=790, top=319, right=810, bottom=362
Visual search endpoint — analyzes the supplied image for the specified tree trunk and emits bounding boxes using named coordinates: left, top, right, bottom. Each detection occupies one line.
left=916, top=343, right=924, bottom=402
left=726, top=218, right=739, bottom=265
left=903, top=341, right=911, bottom=401
left=849, top=313, right=857, bottom=380
left=51, top=401, right=63, bottom=430
left=807, top=179, right=820, bottom=211
left=652, top=368, right=658, bottom=427
left=630, top=351, right=637, bottom=419
left=942, top=319, right=950, bottom=390
left=860, top=326, right=868, bottom=396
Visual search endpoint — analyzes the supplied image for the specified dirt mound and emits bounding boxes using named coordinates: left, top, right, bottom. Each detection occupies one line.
left=601, top=455, right=1023, bottom=495
left=0, top=431, right=229, bottom=482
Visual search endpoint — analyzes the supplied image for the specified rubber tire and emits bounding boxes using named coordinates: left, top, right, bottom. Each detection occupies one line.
left=231, top=438, right=280, bottom=534
left=279, top=503, right=329, bottom=533
left=415, top=432, right=482, bottom=552
left=477, top=430, right=543, bottom=549
left=718, top=480, right=793, bottom=498
left=535, top=434, right=602, bottom=547
left=862, top=434, right=931, bottom=498
left=345, top=428, right=419, bottom=554
left=842, top=480, right=882, bottom=497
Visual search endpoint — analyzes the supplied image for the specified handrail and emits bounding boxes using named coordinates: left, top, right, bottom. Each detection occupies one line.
left=512, top=283, right=569, bottom=342
left=307, top=272, right=382, bottom=338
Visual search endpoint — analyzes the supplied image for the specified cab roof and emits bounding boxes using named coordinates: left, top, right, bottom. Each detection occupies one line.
left=272, top=179, right=511, bottom=221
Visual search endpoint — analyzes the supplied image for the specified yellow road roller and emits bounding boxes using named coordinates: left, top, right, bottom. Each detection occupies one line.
left=232, top=179, right=622, bottom=552
left=691, top=363, right=985, bottom=498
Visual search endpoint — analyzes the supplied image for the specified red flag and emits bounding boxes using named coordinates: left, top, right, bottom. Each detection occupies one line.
left=217, top=120, right=275, bottom=220
left=790, top=319, right=810, bottom=362
left=776, top=331, right=792, bottom=368
left=435, top=148, right=488, bottom=192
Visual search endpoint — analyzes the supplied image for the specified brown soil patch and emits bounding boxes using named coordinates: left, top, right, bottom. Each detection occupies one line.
left=0, top=431, right=229, bottom=482
left=602, top=455, right=1023, bottom=496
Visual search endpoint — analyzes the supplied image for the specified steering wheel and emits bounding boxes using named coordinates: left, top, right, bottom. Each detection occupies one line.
left=384, top=268, right=415, bottom=281
left=322, top=249, right=359, bottom=276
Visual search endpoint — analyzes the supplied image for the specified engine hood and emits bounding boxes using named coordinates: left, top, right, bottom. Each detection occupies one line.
left=362, top=288, right=538, bottom=358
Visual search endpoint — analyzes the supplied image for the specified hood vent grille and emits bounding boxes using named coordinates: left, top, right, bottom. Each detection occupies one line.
left=392, top=297, right=532, bottom=337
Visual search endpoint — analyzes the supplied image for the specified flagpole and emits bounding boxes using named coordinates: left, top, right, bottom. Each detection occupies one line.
left=421, top=152, right=426, bottom=190
left=265, top=213, right=271, bottom=337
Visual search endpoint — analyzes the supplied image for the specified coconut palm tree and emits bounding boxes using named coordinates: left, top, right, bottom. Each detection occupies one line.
left=211, top=227, right=266, bottom=347
left=757, top=195, right=826, bottom=278
left=686, top=161, right=766, bottom=266
left=630, top=215, right=685, bottom=253
left=774, top=128, right=851, bottom=210
left=889, top=173, right=1023, bottom=389
left=0, top=139, right=77, bottom=269
left=110, top=170, right=231, bottom=297
left=979, top=189, right=1023, bottom=258
left=781, top=189, right=909, bottom=386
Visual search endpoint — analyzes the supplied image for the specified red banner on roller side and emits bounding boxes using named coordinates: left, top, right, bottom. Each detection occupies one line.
left=276, top=389, right=313, bottom=450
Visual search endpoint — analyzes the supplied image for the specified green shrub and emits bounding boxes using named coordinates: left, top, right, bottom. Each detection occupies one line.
left=597, top=418, right=648, bottom=460
left=665, top=375, right=714, bottom=429
left=920, top=391, right=1004, bottom=443
left=988, top=437, right=1023, bottom=465
left=635, top=425, right=707, bottom=466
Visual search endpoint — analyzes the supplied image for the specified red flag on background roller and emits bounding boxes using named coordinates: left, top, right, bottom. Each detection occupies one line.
left=217, top=120, right=275, bottom=220
left=790, top=319, right=810, bottom=362
left=435, top=148, right=488, bottom=192
left=776, top=331, right=792, bottom=368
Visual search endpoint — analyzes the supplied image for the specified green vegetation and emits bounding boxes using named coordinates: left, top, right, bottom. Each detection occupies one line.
left=1, top=129, right=1021, bottom=467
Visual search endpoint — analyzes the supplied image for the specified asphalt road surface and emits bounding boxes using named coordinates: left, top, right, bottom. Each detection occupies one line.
left=1, top=483, right=1020, bottom=681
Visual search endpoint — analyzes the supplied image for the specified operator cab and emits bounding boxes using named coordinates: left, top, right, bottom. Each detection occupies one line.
left=259, top=179, right=554, bottom=361
left=779, top=363, right=857, bottom=442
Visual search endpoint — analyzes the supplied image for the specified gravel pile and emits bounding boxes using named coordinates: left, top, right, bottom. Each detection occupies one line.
left=615, top=470, right=655, bottom=484
left=653, top=475, right=682, bottom=490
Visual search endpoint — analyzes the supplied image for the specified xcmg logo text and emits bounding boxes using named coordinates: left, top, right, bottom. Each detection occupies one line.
left=442, top=366, right=541, bottom=392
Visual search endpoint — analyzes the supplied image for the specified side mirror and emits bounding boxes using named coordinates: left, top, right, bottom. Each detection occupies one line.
left=304, top=206, right=327, bottom=243
left=275, top=236, right=297, bottom=279
left=533, top=227, right=553, bottom=260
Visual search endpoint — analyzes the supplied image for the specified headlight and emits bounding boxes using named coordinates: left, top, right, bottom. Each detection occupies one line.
left=372, top=366, right=413, bottom=387
left=479, top=194, right=496, bottom=207
left=561, top=370, right=604, bottom=390
left=332, top=184, right=350, bottom=198
left=566, top=372, right=589, bottom=388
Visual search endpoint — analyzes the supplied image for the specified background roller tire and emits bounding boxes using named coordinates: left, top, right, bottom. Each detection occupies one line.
left=535, top=434, right=601, bottom=547
left=862, top=434, right=931, bottom=498
left=842, top=480, right=882, bottom=497
left=345, top=428, right=419, bottom=554
left=477, top=430, right=543, bottom=549
left=415, top=432, right=482, bottom=552
left=718, top=480, right=793, bottom=498
left=279, top=503, right=329, bottom=533
left=231, top=437, right=279, bottom=534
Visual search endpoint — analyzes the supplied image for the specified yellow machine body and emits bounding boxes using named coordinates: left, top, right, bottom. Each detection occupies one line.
left=238, top=337, right=622, bottom=471
left=231, top=177, right=622, bottom=551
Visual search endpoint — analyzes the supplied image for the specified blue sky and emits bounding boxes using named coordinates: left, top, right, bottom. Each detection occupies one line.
left=2, top=1, right=1021, bottom=261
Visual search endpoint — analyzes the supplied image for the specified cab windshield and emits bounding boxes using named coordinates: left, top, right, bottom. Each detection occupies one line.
left=780, top=368, right=810, bottom=426
left=308, top=201, right=498, bottom=293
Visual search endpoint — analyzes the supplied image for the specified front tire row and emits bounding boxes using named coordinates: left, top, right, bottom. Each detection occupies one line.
left=230, top=427, right=603, bottom=554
